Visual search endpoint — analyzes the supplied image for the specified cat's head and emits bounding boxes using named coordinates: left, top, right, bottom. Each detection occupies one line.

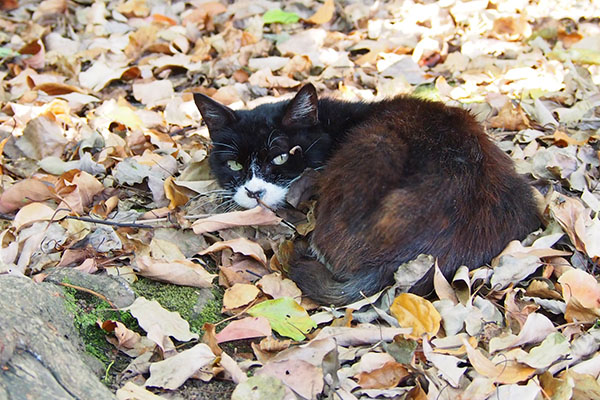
left=194, top=84, right=330, bottom=209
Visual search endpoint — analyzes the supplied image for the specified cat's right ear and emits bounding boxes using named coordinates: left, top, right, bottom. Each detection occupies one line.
left=282, top=83, right=319, bottom=128
left=193, top=93, right=238, bottom=131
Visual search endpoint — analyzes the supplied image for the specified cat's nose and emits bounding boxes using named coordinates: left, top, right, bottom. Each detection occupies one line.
left=245, top=188, right=266, bottom=199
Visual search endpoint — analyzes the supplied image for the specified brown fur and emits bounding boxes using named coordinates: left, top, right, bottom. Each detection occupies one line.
left=289, top=96, right=540, bottom=305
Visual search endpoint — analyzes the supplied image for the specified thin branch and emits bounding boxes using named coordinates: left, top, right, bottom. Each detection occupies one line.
left=57, top=282, right=117, bottom=309
left=65, top=215, right=154, bottom=229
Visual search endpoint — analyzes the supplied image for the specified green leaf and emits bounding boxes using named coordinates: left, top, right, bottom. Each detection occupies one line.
left=0, top=47, right=18, bottom=58
left=248, top=297, right=316, bottom=341
left=263, top=9, right=300, bottom=25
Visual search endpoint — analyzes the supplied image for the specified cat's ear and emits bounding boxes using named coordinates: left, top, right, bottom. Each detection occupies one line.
left=193, top=93, right=238, bottom=131
left=282, top=84, right=319, bottom=128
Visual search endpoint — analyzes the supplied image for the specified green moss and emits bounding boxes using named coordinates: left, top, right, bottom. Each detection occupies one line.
left=131, top=277, right=224, bottom=334
left=61, top=284, right=136, bottom=366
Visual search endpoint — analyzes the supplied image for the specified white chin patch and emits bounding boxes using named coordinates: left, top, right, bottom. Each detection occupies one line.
left=233, top=176, right=288, bottom=209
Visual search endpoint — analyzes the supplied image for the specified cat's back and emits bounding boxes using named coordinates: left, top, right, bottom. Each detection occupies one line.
left=313, top=95, right=540, bottom=291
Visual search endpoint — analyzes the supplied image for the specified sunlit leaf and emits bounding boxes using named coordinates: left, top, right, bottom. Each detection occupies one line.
left=390, top=293, right=441, bottom=338
left=263, top=9, right=300, bottom=25
left=248, top=297, right=316, bottom=341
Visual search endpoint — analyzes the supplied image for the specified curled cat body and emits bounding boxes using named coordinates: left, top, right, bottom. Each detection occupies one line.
left=194, top=84, right=540, bottom=306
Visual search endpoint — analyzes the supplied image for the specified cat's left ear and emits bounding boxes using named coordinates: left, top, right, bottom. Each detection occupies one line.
left=282, top=83, right=319, bottom=128
left=193, top=93, right=238, bottom=132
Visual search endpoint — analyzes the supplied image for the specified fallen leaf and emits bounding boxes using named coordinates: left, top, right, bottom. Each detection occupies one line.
left=314, top=326, right=411, bottom=346
left=262, top=9, right=300, bottom=25
left=558, top=268, right=600, bottom=309
left=256, top=273, right=302, bottom=303
left=462, top=338, right=536, bottom=384
left=200, top=238, right=267, bottom=265
left=12, top=202, right=56, bottom=230
left=0, top=179, right=56, bottom=214
left=116, top=382, right=166, bottom=400
left=145, top=343, right=215, bottom=389
left=15, top=116, right=67, bottom=160
left=356, top=360, right=410, bottom=389
left=215, top=317, right=271, bottom=343
left=390, top=293, right=441, bottom=338
left=248, top=297, right=316, bottom=341
left=231, top=375, right=288, bottom=400
left=519, top=332, right=571, bottom=369
left=257, top=359, right=323, bottom=399
left=422, top=338, right=466, bottom=387
left=135, top=256, right=216, bottom=288
left=223, top=283, right=261, bottom=310
left=192, top=206, right=282, bottom=234
left=305, top=0, right=335, bottom=25
left=126, top=297, right=199, bottom=344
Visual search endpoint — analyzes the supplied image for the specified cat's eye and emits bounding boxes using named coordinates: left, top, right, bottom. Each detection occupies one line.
left=272, top=153, right=289, bottom=165
left=226, top=160, right=243, bottom=171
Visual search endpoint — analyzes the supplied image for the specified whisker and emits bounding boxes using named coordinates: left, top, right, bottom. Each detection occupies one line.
left=211, top=141, right=239, bottom=151
left=305, top=137, right=321, bottom=154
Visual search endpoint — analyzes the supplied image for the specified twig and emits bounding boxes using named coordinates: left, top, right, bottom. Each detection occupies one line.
left=0, top=213, right=14, bottom=221
left=65, top=215, right=154, bottom=229
left=214, top=297, right=261, bottom=327
left=57, top=282, right=117, bottom=309
left=255, top=198, right=298, bottom=233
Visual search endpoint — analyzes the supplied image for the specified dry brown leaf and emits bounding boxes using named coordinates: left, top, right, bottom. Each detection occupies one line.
left=390, top=293, right=441, bottom=339
left=248, top=68, right=300, bottom=88
left=12, top=202, right=56, bottom=230
left=135, top=256, right=216, bottom=288
left=488, top=102, right=529, bottom=131
left=55, top=170, right=104, bottom=214
left=223, top=283, right=261, bottom=310
left=356, top=360, right=410, bottom=389
left=126, top=297, right=198, bottom=344
left=314, top=326, right=411, bottom=346
left=164, top=176, right=189, bottom=210
left=564, top=297, right=600, bottom=323
left=200, top=238, right=267, bottom=265
left=192, top=206, right=281, bottom=234
left=256, top=273, right=302, bottom=303
left=145, top=343, right=216, bottom=390
left=215, top=317, right=272, bottom=343
left=305, top=0, right=335, bottom=25
left=558, top=268, right=600, bottom=309
left=257, top=359, right=324, bottom=399
left=117, top=0, right=149, bottom=17
left=259, top=336, right=291, bottom=353
left=462, top=338, right=536, bottom=384
left=220, top=256, right=271, bottom=286
left=0, top=179, right=56, bottom=214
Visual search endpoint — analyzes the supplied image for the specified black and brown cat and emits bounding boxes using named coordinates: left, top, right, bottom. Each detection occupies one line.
left=194, top=84, right=540, bottom=305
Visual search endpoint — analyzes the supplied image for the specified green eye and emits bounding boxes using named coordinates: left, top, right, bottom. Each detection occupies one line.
left=272, top=153, right=289, bottom=165
left=226, top=160, right=243, bottom=171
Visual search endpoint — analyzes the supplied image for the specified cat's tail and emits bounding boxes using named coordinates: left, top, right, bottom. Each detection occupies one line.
left=288, top=246, right=387, bottom=306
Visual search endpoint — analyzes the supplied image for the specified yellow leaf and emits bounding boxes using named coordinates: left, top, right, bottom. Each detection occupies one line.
left=390, top=293, right=441, bottom=338
left=305, top=0, right=334, bottom=25
left=223, top=283, right=260, bottom=310
left=164, top=176, right=189, bottom=210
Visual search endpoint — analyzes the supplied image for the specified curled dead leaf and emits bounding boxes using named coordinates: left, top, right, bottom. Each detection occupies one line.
left=356, top=360, right=410, bottom=389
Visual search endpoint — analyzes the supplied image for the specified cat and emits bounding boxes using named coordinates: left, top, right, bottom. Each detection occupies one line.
left=193, top=84, right=541, bottom=305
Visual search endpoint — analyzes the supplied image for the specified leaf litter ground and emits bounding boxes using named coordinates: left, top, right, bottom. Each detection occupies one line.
left=1, top=0, right=600, bottom=399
